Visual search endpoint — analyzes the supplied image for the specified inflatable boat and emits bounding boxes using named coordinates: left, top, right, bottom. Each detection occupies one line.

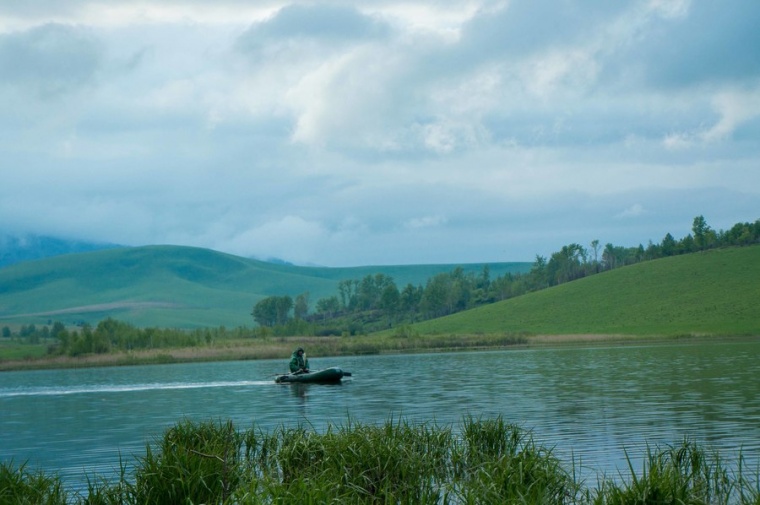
left=274, top=366, right=351, bottom=384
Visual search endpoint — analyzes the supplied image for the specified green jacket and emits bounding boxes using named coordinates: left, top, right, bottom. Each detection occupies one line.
left=289, top=350, right=310, bottom=373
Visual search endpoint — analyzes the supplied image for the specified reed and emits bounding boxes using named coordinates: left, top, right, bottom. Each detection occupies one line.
left=131, top=418, right=245, bottom=504
left=0, top=460, right=68, bottom=504
left=452, top=416, right=580, bottom=504
left=3, top=418, right=760, bottom=504
left=247, top=417, right=454, bottom=503
left=591, top=440, right=758, bottom=505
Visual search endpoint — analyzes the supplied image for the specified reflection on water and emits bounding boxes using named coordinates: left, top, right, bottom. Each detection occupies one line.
left=1, top=339, right=759, bottom=490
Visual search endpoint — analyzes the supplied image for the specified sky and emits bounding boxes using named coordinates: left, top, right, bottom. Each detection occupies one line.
left=1, top=1, right=759, bottom=267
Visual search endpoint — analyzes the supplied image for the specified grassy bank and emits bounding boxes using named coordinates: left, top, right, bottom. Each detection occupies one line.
left=3, top=417, right=758, bottom=504
left=0, top=332, right=531, bottom=371
left=2, top=332, right=726, bottom=372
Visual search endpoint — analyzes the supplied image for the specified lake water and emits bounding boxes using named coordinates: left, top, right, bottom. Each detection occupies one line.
left=2, top=339, right=759, bottom=492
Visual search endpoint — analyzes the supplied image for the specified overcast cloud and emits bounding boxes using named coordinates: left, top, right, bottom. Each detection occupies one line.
left=1, top=1, right=758, bottom=266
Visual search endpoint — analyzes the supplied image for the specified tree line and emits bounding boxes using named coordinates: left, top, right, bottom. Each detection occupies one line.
left=3, top=318, right=251, bottom=357
left=5, top=215, right=757, bottom=348
left=251, top=216, right=760, bottom=335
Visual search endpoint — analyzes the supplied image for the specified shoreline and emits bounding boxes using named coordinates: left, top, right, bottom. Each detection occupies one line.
left=2, top=333, right=753, bottom=372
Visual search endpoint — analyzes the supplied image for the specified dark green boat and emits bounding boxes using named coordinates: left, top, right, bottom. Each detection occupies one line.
left=275, top=366, right=351, bottom=384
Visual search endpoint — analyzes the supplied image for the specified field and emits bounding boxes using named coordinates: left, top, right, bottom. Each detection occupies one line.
left=407, top=245, right=760, bottom=337
left=0, top=245, right=529, bottom=328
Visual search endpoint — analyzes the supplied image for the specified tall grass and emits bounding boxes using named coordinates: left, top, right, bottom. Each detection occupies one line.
left=132, top=419, right=244, bottom=504
left=453, top=416, right=580, bottom=504
left=0, top=460, right=67, bottom=504
left=591, top=441, right=760, bottom=505
left=2, top=417, right=758, bottom=504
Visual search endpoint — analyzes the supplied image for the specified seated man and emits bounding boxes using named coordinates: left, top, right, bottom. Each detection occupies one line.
left=289, top=347, right=310, bottom=374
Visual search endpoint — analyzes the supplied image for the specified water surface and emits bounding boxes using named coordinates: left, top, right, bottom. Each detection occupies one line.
left=2, top=339, right=759, bottom=490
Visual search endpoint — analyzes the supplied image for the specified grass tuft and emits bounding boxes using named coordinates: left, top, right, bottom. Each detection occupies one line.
left=3, top=417, right=759, bottom=504
left=0, top=460, right=68, bottom=505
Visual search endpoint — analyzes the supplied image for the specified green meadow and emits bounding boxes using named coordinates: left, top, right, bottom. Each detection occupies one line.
left=407, top=245, right=760, bottom=338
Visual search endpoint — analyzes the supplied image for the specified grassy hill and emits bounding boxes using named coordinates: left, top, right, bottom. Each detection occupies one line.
left=0, top=245, right=530, bottom=328
left=406, top=245, right=760, bottom=337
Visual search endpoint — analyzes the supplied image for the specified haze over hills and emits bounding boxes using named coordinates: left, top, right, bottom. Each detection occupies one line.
left=0, top=245, right=531, bottom=328
left=0, top=234, right=121, bottom=268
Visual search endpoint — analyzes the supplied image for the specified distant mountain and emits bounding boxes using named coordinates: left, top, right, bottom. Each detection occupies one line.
left=0, top=234, right=121, bottom=268
left=0, top=244, right=531, bottom=328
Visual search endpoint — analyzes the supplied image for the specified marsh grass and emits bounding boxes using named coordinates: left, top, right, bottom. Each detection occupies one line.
left=591, top=440, right=760, bottom=505
left=3, top=418, right=759, bottom=504
left=0, top=460, right=67, bottom=504
left=244, top=417, right=455, bottom=503
left=132, top=419, right=244, bottom=504
left=452, top=416, right=580, bottom=504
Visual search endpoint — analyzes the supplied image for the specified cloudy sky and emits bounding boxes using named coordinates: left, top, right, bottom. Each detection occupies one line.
left=1, top=1, right=759, bottom=267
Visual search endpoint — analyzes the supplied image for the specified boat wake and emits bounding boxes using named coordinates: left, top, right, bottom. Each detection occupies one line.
left=0, top=380, right=272, bottom=398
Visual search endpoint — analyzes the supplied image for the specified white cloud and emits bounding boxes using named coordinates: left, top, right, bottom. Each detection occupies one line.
left=403, top=215, right=448, bottom=230
left=214, top=216, right=328, bottom=262
left=700, top=87, right=760, bottom=142
left=0, top=0, right=758, bottom=266
left=617, top=204, right=647, bottom=218
left=661, top=86, right=760, bottom=148
left=647, top=0, right=691, bottom=19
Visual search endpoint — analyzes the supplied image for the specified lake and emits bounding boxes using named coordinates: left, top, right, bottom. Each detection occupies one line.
left=1, top=339, right=759, bottom=492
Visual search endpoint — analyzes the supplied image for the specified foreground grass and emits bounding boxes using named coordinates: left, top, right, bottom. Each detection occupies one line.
left=3, top=417, right=759, bottom=504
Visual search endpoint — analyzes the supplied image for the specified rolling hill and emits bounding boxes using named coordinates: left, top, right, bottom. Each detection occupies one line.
left=407, top=245, right=760, bottom=337
left=0, top=245, right=531, bottom=328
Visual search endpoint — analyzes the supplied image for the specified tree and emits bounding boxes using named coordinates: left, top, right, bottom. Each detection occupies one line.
left=399, top=284, right=423, bottom=320
left=546, top=243, right=587, bottom=284
left=315, top=296, right=340, bottom=320
left=337, top=279, right=358, bottom=310
left=355, top=274, right=396, bottom=311
left=421, top=273, right=450, bottom=318
left=294, top=292, right=310, bottom=320
left=590, top=240, right=601, bottom=272
left=692, top=215, right=711, bottom=250
left=252, top=295, right=293, bottom=327
left=275, top=296, right=293, bottom=325
left=661, top=233, right=677, bottom=256
left=379, top=284, right=401, bottom=324
left=50, top=321, right=66, bottom=339
left=527, top=255, right=548, bottom=290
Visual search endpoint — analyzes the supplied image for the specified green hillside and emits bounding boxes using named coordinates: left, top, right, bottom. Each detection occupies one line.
left=0, top=245, right=530, bottom=328
left=407, top=245, right=760, bottom=337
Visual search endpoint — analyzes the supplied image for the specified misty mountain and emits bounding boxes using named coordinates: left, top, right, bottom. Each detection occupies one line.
left=0, top=234, right=121, bottom=268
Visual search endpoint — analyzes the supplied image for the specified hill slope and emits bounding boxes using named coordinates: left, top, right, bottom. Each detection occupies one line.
left=409, top=245, right=760, bottom=337
left=0, top=245, right=530, bottom=328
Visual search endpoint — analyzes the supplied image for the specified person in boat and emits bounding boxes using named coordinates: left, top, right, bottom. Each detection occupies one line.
left=289, top=347, right=310, bottom=374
